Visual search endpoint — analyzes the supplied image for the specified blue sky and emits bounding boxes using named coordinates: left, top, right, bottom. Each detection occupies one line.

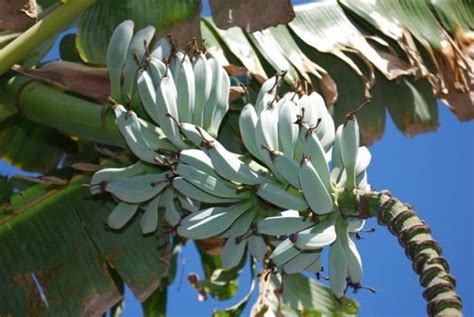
left=1, top=0, right=473, bottom=316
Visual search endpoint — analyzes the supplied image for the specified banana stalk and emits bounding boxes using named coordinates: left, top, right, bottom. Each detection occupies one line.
left=338, top=190, right=462, bottom=317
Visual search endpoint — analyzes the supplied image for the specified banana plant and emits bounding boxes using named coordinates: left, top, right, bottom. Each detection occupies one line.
left=0, top=0, right=471, bottom=316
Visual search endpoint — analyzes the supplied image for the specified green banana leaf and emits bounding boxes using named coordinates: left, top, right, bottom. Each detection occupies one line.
left=0, top=171, right=172, bottom=316
left=76, top=0, right=201, bottom=64
left=0, top=115, right=76, bottom=173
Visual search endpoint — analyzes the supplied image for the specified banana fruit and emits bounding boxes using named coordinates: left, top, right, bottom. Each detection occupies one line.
left=92, top=21, right=376, bottom=300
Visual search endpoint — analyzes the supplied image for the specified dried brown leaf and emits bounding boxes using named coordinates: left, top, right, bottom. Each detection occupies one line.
left=12, top=61, right=110, bottom=102
left=319, top=72, right=338, bottom=108
left=70, top=163, right=101, bottom=172
left=0, top=0, right=37, bottom=31
left=209, top=0, right=295, bottom=32
left=229, top=86, right=246, bottom=102
left=158, top=14, right=202, bottom=49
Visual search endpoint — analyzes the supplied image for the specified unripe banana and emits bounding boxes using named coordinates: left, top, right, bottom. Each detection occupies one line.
left=207, top=141, right=260, bottom=185
left=330, top=125, right=344, bottom=187
left=299, top=158, right=334, bottom=215
left=248, top=235, right=266, bottom=262
left=171, top=51, right=195, bottom=123
left=303, top=130, right=331, bottom=191
left=346, top=217, right=365, bottom=233
left=255, top=76, right=280, bottom=115
left=283, top=252, right=320, bottom=274
left=270, top=238, right=299, bottom=267
left=202, top=54, right=220, bottom=130
left=278, top=99, right=299, bottom=157
left=114, top=105, right=165, bottom=164
left=239, top=104, right=263, bottom=161
left=340, top=116, right=359, bottom=190
left=192, top=52, right=212, bottom=126
left=107, top=20, right=134, bottom=101
left=328, top=233, right=347, bottom=299
left=221, top=234, right=247, bottom=269
left=256, top=214, right=313, bottom=236
left=108, top=202, right=139, bottom=230
left=178, top=122, right=214, bottom=147
left=176, top=163, right=248, bottom=199
left=90, top=161, right=146, bottom=195
left=140, top=194, right=160, bottom=234
left=162, top=186, right=182, bottom=227
left=105, top=172, right=171, bottom=203
left=256, top=183, right=308, bottom=211
left=179, top=149, right=218, bottom=178
left=305, top=257, right=322, bottom=274
left=175, top=191, right=200, bottom=212
left=221, top=207, right=257, bottom=238
left=294, top=217, right=337, bottom=250
left=177, top=201, right=253, bottom=240
left=146, top=57, right=166, bottom=89
left=344, top=233, right=363, bottom=284
left=123, top=26, right=155, bottom=99
left=156, top=75, right=189, bottom=149
left=172, top=177, right=240, bottom=204
left=137, top=70, right=159, bottom=124
left=272, top=151, right=300, bottom=188
left=355, top=146, right=371, bottom=176
left=208, top=63, right=230, bottom=136
left=151, top=37, right=172, bottom=61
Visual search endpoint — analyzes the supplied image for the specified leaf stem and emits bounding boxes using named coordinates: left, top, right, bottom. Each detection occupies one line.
left=0, top=0, right=97, bottom=75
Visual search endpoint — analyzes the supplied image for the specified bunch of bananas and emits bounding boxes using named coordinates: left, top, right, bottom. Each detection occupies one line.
left=91, top=21, right=373, bottom=298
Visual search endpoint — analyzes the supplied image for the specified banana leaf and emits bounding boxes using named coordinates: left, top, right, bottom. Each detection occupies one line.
left=76, top=0, right=201, bottom=64
left=0, top=171, right=172, bottom=316
left=0, top=115, right=76, bottom=173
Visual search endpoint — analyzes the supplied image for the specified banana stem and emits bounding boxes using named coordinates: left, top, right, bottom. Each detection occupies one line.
left=359, top=191, right=462, bottom=316
left=0, top=75, right=124, bottom=147
left=0, top=0, right=97, bottom=75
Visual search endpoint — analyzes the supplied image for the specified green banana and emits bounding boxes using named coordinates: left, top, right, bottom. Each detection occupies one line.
left=257, top=214, right=313, bottom=236
left=137, top=70, right=160, bottom=123
left=107, top=20, right=134, bottom=101
left=156, top=75, right=190, bottom=149
left=114, top=105, right=165, bottom=164
left=239, top=104, right=263, bottom=161
left=179, top=149, right=218, bottom=178
left=140, top=194, right=160, bottom=234
left=123, top=25, right=155, bottom=100
left=294, top=217, right=337, bottom=250
left=272, top=151, right=300, bottom=188
left=108, top=202, right=139, bottom=230
left=192, top=52, right=212, bottom=126
left=221, top=207, right=258, bottom=238
left=162, top=186, right=182, bottom=227
left=90, top=161, right=146, bottom=195
left=172, top=177, right=240, bottom=204
left=177, top=201, right=253, bottom=240
left=207, top=141, right=260, bottom=185
left=171, top=51, right=195, bottom=123
left=151, top=37, right=171, bottom=61
left=248, top=235, right=266, bottom=262
left=283, top=252, right=320, bottom=274
left=305, top=257, right=322, bottom=274
left=299, top=157, right=334, bottom=214
left=208, top=62, right=230, bottom=136
left=340, top=116, right=359, bottom=190
left=278, top=99, right=299, bottom=157
left=303, top=130, right=331, bottom=190
left=176, top=163, right=247, bottom=199
left=221, top=234, right=247, bottom=269
left=328, top=233, right=347, bottom=299
left=255, top=76, right=280, bottom=114
left=202, top=53, right=220, bottom=130
left=256, top=182, right=308, bottom=211
left=105, top=172, right=171, bottom=203
left=270, top=238, right=299, bottom=267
